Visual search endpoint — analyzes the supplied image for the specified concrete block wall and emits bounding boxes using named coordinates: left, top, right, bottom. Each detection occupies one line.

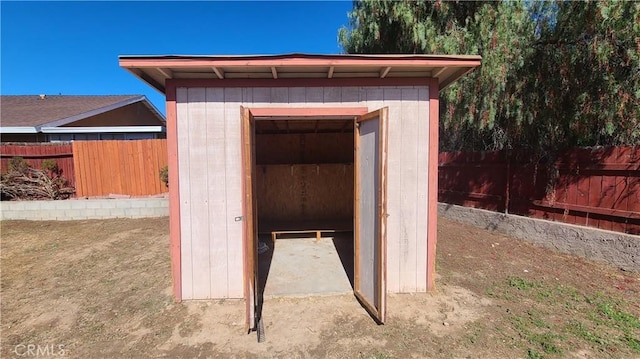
left=0, top=198, right=169, bottom=221
left=438, top=203, right=639, bottom=272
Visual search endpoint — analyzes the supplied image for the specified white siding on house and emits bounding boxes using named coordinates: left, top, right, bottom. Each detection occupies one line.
left=176, top=86, right=430, bottom=299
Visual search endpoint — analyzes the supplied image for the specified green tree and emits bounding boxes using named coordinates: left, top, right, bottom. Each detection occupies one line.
left=517, top=1, right=640, bottom=151
left=339, top=0, right=640, bottom=154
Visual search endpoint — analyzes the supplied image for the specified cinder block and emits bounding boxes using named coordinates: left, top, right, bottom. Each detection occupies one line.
left=116, top=200, right=132, bottom=209
left=17, top=211, right=37, bottom=220
left=100, top=200, right=117, bottom=209
left=70, top=200, right=89, bottom=210
left=54, top=200, right=72, bottom=210
left=94, top=208, right=112, bottom=218
left=64, top=209, right=85, bottom=219
left=131, top=200, right=148, bottom=208
left=159, top=200, right=169, bottom=208
left=37, top=210, right=57, bottom=220
left=3, top=211, right=20, bottom=220
left=7, top=202, right=26, bottom=211
left=109, top=209, right=126, bottom=218
left=81, top=209, right=96, bottom=218
left=23, top=201, right=41, bottom=210
left=144, top=198, right=161, bottom=208
left=125, top=208, right=142, bottom=217
left=85, top=201, right=103, bottom=209
left=38, top=201, right=57, bottom=210
left=154, top=207, right=170, bottom=217
left=47, top=209, right=63, bottom=220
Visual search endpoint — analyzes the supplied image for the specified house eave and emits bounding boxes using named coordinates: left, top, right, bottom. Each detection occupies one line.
left=40, top=126, right=166, bottom=134
left=0, top=127, right=39, bottom=134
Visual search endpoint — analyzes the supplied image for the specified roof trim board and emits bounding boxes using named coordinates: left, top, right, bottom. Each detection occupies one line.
left=119, top=53, right=481, bottom=94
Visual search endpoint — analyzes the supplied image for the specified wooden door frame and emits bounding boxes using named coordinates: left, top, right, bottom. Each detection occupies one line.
left=241, top=106, right=257, bottom=332
left=240, top=106, right=370, bottom=333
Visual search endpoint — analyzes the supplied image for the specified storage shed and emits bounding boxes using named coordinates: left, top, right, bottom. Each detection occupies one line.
left=120, top=54, right=481, bottom=329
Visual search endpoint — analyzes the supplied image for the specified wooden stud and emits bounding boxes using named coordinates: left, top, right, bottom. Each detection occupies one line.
left=157, top=67, right=173, bottom=78
left=328, top=66, right=335, bottom=78
left=379, top=67, right=392, bottom=78
left=212, top=67, right=225, bottom=79
left=431, top=67, right=446, bottom=78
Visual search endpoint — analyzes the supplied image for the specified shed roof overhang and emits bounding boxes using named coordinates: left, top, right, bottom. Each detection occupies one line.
left=119, top=53, right=481, bottom=94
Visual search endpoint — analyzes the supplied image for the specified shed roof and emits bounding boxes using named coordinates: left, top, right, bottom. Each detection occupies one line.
left=119, top=53, right=481, bottom=94
left=0, top=95, right=165, bottom=128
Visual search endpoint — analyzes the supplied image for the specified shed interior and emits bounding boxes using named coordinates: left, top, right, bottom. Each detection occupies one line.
left=255, top=117, right=355, bottom=297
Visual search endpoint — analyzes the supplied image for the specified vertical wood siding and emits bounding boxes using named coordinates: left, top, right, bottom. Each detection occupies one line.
left=71, top=140, right=167, bottom=197
left=176, top=86, right=430, bottom=299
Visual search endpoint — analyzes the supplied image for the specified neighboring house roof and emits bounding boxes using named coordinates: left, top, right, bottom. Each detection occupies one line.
left=0, top=95, right=166, bottom=134
left=119, top=53, right=482, bottom=93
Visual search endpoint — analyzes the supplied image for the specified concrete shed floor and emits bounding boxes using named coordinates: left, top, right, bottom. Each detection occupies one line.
left=258, top=233, right=354, bottom=297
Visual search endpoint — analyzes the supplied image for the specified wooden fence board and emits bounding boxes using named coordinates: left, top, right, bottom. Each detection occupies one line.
left=3, top=140, right=167, bottom=198
left=72, top=139, right=168, bottom=197
left=439, top=146, right=640, bottom=235
left=1, top=143, right=75, bottom=188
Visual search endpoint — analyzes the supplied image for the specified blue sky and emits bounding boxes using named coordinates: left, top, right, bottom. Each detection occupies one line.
left=1, top=1, right=354, bottom=114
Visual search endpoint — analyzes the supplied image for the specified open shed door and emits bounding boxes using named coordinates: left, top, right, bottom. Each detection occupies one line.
left=354, top=107, right=389, bottom=324
left=241, top=107, right=259, bottom=333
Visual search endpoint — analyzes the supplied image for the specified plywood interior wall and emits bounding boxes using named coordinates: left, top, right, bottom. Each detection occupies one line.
left=256, top=133, right=353, bottom=164
left=256, top=163, right=354, bottom=224
left=256, top=132, right=354, bottom=225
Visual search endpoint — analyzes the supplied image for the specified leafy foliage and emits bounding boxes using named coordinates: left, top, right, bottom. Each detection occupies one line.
left=159, top=165, right=169, bottom=187
left=339, top=0, right=640, bottom=153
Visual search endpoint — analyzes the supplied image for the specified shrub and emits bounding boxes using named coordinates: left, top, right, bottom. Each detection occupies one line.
left=0, top=157, right=74, bottom=200
left=159, top=165, right=169, bottom=187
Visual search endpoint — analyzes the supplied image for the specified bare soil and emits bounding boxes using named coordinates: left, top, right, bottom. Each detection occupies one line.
left=1, top=217, right=638, bottom=358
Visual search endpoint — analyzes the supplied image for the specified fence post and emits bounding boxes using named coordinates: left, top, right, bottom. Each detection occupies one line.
left=505, top=149, right=510, bottom=214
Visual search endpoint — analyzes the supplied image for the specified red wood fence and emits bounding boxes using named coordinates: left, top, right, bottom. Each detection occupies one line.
left=72, top=140, right=168, bottom=197
left=1, top=140, right=168, bottom=198
left=1, top=143, right=76, bottom=188
left=439, top=146, right=640, bottom=235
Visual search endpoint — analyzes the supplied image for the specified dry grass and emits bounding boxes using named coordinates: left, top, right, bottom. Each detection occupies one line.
left=1, top=217, right=638, bottom=358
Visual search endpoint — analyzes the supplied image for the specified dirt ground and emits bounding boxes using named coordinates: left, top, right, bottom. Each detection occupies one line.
left=1, top=217, right=638, bottom=358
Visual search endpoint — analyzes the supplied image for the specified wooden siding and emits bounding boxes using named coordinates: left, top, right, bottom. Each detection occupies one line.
left=72, top=140, right=168, bottom=197
left=176, top=86, right=430, bottom=299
